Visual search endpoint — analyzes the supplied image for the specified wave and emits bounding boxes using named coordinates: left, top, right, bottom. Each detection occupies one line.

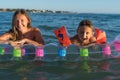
left=37, top=25, right=59, bottom=30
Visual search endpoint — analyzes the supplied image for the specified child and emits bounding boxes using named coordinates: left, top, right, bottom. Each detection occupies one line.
left=70, top=19, right=105, bottom=46
left=0, top=9, right=45, bottom=47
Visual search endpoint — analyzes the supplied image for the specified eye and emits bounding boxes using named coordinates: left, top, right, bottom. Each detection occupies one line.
left=86, top=32, right=89, bottom=35
left=16, top=20, right=19, bottom=23
left=16, top=20, right=19, bottom=24
left=21, top=19, right=24, bottom=22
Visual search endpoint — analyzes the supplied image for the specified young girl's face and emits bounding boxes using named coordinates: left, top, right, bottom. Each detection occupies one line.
left=77, top=26, right=94, bottom=42
left=15, top=14, right=29, bottom=32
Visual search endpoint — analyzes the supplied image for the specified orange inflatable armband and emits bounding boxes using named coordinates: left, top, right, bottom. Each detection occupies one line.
left=54, top=26, right=71, bottom=47
left=95, top=28, right=106, bottom=44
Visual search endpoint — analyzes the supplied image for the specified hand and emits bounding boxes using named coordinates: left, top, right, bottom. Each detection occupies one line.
left=9, top=39, right=27, bottom=47
left=9, top=41, right=21, bottom=47
left=15, top=39, right=27, bottom=46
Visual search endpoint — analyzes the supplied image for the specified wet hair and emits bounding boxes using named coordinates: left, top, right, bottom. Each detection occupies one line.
left=8, top=9, right=32, bottom=40
left=77, top=20, right=94, bottom=32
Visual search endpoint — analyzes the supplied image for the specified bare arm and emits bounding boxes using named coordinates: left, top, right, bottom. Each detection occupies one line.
left=15, top=38, right=43, bottom=46
left=14, top=28, right=45, bottom=47
left=0, top=33, right=13, bottom=44
left=34, top=28, right=45, bottom=45
left=70, top=35, right=81, bottom=46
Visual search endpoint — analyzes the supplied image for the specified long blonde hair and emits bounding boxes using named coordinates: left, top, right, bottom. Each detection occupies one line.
left=8, top=9, right=32, bottom=40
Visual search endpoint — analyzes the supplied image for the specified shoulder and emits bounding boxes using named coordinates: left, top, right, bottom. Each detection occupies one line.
left=90, top=36, right=96, bottom=43
left=29, top=27, right=42, bottom=35
left=31, top=27, right=40, bottom=32
left=29, top=27, right=41, bottom=34
left=70, top=35, right=81, bottom=46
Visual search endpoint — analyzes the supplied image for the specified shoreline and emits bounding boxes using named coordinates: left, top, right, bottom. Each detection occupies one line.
left=0, top=8, right=120, bottom=15
left=0, top=8, right=72, bottom=14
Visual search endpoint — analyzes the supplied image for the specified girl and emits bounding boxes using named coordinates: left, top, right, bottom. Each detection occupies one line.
left=0, top=9, right=45, bottom=47
left=70, top=20, right=96, bottom=46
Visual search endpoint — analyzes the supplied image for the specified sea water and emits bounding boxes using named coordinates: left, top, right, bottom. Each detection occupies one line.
left=0, top=12, right=120, bottom=80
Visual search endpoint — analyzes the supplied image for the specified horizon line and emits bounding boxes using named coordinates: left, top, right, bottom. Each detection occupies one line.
left=0, top=8, right=120, bottom=15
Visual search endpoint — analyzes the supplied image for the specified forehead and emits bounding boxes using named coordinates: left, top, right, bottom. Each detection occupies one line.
left=15, top=14, right=27, bottom=19
left=78, top=26, right=93, bottom=32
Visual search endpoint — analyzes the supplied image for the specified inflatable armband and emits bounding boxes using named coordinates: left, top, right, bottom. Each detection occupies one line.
left=54, top=26, right=71, bottom=47
left=95, top=28, right=106, bottom=44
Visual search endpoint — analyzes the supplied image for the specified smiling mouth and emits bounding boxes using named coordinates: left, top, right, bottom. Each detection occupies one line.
left=80, top=38, right=88, bottom=42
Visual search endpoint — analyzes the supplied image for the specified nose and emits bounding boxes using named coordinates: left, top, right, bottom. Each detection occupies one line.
left=16, top=20, right=21, bottom=26
left=83, top=33, right=87, bottom=39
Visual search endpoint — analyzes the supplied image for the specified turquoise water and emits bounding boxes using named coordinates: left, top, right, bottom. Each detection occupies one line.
left=0, top=12, right=120, bottom=80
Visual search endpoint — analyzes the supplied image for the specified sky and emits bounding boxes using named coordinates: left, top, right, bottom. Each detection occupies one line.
left=0, top=0, right=120, bottom=14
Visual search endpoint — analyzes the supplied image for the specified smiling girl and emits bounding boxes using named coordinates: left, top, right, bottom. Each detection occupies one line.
left=0, top=9, right=45, bottom=47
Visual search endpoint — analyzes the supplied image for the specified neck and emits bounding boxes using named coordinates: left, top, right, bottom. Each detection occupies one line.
left=21, top=28, right=30, bottom=34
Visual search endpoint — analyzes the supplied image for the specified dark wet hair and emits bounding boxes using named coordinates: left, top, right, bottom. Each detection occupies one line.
left=77, top=20, right=94, bottom=32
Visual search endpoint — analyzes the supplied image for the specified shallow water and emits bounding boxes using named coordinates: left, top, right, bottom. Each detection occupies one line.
left=0, top=54, right=120, bottom=80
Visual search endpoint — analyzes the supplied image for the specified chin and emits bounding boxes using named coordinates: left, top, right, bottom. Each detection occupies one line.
left=83, top=40, right=89, bottom=43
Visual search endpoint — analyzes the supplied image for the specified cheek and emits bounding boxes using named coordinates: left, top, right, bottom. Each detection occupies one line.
left=25, top=22, right=29, bottom=27
left=25, top=20, right=29, bottom=25
left=14, top=21, right=19, bottom=26
left=88, top=34, right=93, bottom=38
left=88, top=35, right=91, bottom=39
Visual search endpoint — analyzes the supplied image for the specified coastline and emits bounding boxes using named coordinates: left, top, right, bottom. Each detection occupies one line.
left=0, top=8, right=72, bottom=14
left=0, top=8, right=119, bottom=15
